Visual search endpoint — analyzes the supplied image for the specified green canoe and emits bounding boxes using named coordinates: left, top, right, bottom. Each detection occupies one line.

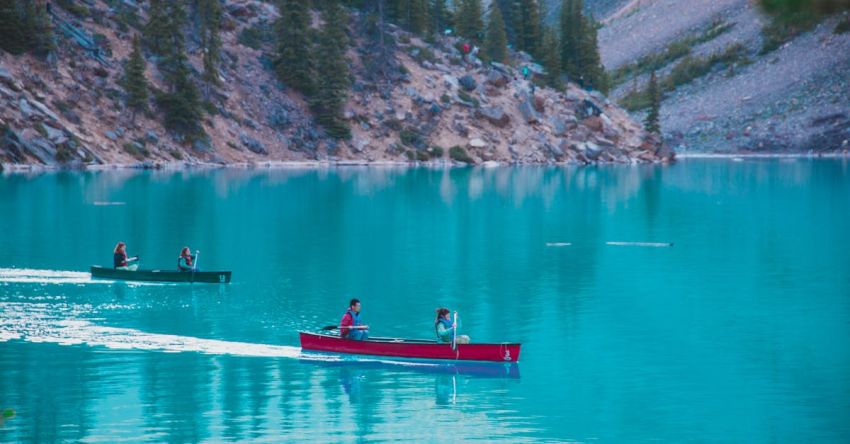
left=90, top=266, right=232, bottom=284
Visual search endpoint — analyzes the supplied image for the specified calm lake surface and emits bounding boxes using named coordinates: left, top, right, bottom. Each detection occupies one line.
left=1, top=160, right=849, bottom=442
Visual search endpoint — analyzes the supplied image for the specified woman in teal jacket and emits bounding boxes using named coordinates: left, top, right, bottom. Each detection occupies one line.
left=435, top=308, right=470, bottom=344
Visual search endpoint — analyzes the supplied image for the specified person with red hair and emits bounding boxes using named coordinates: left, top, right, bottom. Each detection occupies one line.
left=177, top=247, right=196, bottom=271
left=113, top=242, right=139, bottom=271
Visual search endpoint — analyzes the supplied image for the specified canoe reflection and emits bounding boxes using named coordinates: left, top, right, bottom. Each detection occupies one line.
left=299, top=354, right=520, bottom=379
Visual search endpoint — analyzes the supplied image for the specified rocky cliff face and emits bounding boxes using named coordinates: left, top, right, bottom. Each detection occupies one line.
left=591, top=0, right=850, bottom=153
left=0, top=0, right=668, bottom=169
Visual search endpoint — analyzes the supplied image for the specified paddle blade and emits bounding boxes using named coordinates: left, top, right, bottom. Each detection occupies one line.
left=321, top=325, right=339, bottom=331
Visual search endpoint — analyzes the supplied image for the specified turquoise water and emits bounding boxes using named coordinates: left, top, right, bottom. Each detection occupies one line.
left=1, top=160, right=849, bottom=442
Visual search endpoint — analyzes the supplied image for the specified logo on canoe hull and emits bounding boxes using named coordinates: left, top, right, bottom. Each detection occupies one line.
left=219, top=275, right=225, bottom=283
left=503, top=349, right=511, bottom=361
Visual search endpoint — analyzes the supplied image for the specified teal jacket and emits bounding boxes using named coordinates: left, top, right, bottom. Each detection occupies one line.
left=435, top=318, right=454, bottom=343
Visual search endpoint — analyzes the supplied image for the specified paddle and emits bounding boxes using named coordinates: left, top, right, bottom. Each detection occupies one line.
left=451, top=311, right=458, bottom=350
left=321, top=325, right=369, bottom=331
left=193, top=250, right=200, bottom=271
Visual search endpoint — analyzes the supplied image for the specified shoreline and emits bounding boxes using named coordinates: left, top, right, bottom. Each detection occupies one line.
left=2, top=152, right=848, bottom=173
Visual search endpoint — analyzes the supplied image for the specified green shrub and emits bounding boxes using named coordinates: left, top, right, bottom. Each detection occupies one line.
left=405, top=150, right=415, bottom=160
left=457, top=91, right=479, bottom=107
left=169, top=149, right=184, bottom=160
left=410, top=46, right=437, bottom=64
left=238, top=24, right=275, bottom=50
left=123, top=142, right=149, bottom=160
left=429, top=146, right=444, bottom=158
left=399, top=34, right=411, bottom=44
left=620, top=44, right=749, bottom=111
left=400, top=127, right=423, bottom=147
left=415, top=150, right=430, bottom=161
left=449, top=146, right=473, bottom=164
left=440, top=94, right=451, bottom=104
left=610, top=19, right=733, bottom=87
left=56, top=0, right=90, bottom=18
left=759, top=11, right=821, bottom=54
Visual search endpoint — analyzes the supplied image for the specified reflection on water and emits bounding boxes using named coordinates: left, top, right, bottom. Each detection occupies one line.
left=1, top=160, right=849, bottom=442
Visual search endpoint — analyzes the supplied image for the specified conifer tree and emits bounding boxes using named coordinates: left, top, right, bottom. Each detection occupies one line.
left=578, top=16, right=608, bottom=93
left=510, top=0, right=524, bottom=50
left=430, top=0, right=449, bottom=35
left=158, top=49, right=204, bottom=138
left=541, top=27, right=562, bottom=88
left=409, top=0, right=428, bottom=34
left=455, top=0, right=484, bottom=44
left=199, top=0, right=222, bottom=89
left=312, top=1, right=351, bottom=139
left=122, top=35, right=149, bottom=120
left=21, top=1, right=53, bottom=57
left=274, top=0, right=315, bottom=95
left=0, top=1, right=29, bottom=55
left=484, top=3, right=508, bottom=63
left=144, top=0, right=173, bottom=56
left=519, top=0, right=541, bottom=57
left=559, top=0, right=582, bottom=78
left=644, top=71, right=661, bottom=134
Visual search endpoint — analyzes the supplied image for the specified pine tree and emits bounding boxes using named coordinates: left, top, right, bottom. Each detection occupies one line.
left=409, top=0, right=428, bottom=34
left=455, top=0, right=484, bottom=44
left=430, top=0, right=449, bottom=35
left=22, top=1, right=53, bottom=57
left=122, top=35, right=149, bottom=119
left=312, top=1, right=351, bottom=139
left=157, top=49, right=204, bottom=138
left=541, top=27, right=561, bottom=88
left=144, top=0, right=173, bottom=56
left=274, top=0, right=315, bottom=95
left=484, top=3, right=508, bottom=63
left=578, top=16, right=608, bottom=93
left=199, top=0, right=222, bottom=89
left=644, top=71, right=661, bottom=134
left=559, top=0, right=582, bottom=78
left=510, top=0, right=524, bottom=50
left=519, top=0, right=541, bottom=57
left=0, top=1, right=29, bottom=55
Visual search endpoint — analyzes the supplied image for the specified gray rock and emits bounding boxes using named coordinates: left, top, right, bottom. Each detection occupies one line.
left=18, top=99, right=36, bottom=119
left=459, top=75, right=477, bottom=91
left=240, top=133, right=267, bottom=155
left=115, top=127, right=126, bottom=137
left=478, top=106, right=510, bottom=128
left=352, top=138, right=369, bottom=153
left=104, top=131, right=119, bottom=141
left=29, top=99, right=59, bottom=121
left=0, top=67, right=12, bottom=83
left=468, top=138, right=487, bottom=148
left=519, top=98, right=540, bottom=124
left=193, top=138, right=212, bottom=152
left=485, top=71, right=508, bottom=88
left=145, top=130, right=159, bottom=144
left=43, top=125, right=68, bottom=144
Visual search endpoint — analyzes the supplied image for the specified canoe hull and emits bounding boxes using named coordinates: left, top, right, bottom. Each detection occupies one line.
left=299, top=332, right=521, bottom=363
left=90, top=266, right=231, bottom=284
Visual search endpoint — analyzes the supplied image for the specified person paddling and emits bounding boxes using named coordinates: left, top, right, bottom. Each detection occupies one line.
left=435, top=308, right=470, bottom=344
left=113, top=242, right=139, bottom=271
left=177, top=247, right=196, bottom=272
left=340, top=298, right=369, bottom=341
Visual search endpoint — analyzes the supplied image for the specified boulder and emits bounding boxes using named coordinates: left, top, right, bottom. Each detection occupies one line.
left=485, top=70, right=508, bottom=88
left=478, top=106, right=510, bottom=128
left=551, top=116, right=577, bottom=137
left=468, top=138, right=487, bottom=148
left=519, top=98, right=540, bottom=124
left=533, top=96, right=545, bottom=113
left=443, top=75, right=459, bottom=90
left=578, top=99, right=603, bottom=119
left=459, top=75, right=477, bottom=91
left=583, top=116, right=604, bottom=132
left=42, top=125, right=68, bottom=145
left=18, top=99, right=36, bottom=119
left=192, top=138, right=212, bottom=152
left=145, top=130, right=159, bottom=144
left=240, top=133, right=267, bottom=155
left=104, top=131, right=119, bottom=141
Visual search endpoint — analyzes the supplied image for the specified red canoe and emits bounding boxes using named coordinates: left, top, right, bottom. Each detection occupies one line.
left=299, top=332, right=521, bottom=363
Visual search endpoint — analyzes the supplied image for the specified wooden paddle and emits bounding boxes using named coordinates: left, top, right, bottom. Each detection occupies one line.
left=321, top=325, right=369, bottom=331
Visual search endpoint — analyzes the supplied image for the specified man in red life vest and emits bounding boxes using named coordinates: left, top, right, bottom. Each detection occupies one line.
left=340, top=298, right=369, bottom=340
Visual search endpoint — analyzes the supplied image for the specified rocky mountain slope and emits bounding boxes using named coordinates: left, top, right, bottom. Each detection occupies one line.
left=0, top=0, right=669, bottom=169
left=592, top=0, right=850, bottom=153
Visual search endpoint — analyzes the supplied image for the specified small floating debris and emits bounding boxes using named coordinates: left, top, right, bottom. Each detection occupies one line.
left=606, top=242, right=674, bottom=247
left=546, top=242, right=572, bottom=247
left=92, top=201, right=126, bottom=206
left=732, top=157, right=744, bottom=162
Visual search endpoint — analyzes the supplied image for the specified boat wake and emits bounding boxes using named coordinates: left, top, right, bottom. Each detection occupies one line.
left=0, top=302, right=460, bottom=370
left=0, top=268, right=166, bottom=286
